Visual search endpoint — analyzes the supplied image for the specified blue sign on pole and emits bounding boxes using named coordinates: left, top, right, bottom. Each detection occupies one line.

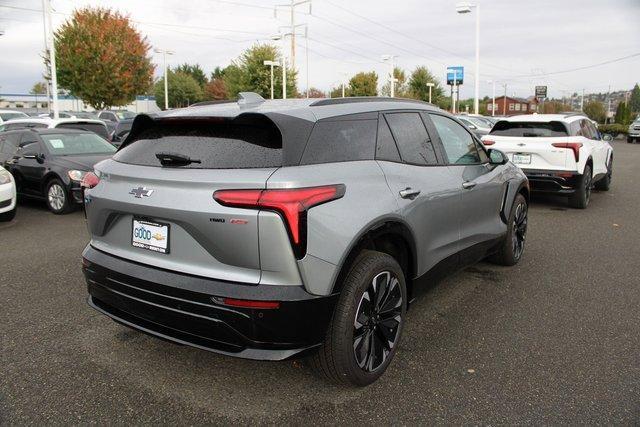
left=446, top=66, right=464, bottom=86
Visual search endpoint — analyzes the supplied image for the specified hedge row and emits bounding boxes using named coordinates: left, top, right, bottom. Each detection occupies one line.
left=598, top=124, right=629, bottom=136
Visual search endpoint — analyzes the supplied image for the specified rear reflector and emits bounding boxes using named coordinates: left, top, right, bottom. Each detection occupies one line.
left=552, top=142, right=583, bottom=162
left=221, top=298, right=280, bottom=309
left=482, top=140, right=495, bottom=146
left=213, top=184, right=346, bottom=258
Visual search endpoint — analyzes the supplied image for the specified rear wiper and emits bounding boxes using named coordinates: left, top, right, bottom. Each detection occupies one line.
left=155, top=152, right=201, bottom=167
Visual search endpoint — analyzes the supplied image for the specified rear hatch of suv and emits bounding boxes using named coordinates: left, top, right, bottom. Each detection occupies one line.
left=483, top=120, right=574, bottom=170
left=84, top=115, right=288, bottom=284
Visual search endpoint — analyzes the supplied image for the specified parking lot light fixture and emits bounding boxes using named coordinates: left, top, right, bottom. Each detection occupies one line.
left=263, top=60, right=280, bottom=100
left=426, top=82, right=435, bottom=103
left=487, top=79, right=496, bottom=116
left=271, top=34, right=289, bottom=99
left=456, top=1, right=480, bottom=115
left=381, top=55, right=398, bottom=97
left=154, top=48, right=174, bottom=110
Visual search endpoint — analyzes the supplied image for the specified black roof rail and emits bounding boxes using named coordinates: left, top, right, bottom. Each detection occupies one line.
left=189, top=100, right=235, bottom=107
left=560, top=112, right=586, bottom=118
left=310, top=96, right=434, bottom=107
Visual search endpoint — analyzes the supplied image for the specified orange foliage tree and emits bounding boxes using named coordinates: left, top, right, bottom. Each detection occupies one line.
left=53, top=8, right=154, bottom=110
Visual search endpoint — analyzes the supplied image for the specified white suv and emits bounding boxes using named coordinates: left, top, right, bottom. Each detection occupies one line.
left=481, top=113, right=613, bottom=208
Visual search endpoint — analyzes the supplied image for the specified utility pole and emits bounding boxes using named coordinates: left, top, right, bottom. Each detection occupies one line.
left=43, top=0, right=59, bottom=119
left=263, top=60, right=280, bottom=99
left=382, top=55, right=398, bottom=97
left=502, top=83, right=507, bottom=116
left=488, top=80, right=496, bottom=116
left=155, top=49, right=174, bottom=110
left=274, top=0, right=311, bottom=71
left=580, top=88, right=585, bottom=111
left=40, top=2, right=51, bottom=114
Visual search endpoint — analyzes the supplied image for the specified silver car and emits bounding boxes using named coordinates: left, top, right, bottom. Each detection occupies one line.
left=81, top=93, right=529, bottom=386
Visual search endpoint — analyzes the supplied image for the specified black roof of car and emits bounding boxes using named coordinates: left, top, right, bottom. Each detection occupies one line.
left=2, top=127, right=99, bottom=136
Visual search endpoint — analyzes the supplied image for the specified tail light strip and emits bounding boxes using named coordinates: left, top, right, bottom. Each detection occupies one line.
left=552, top=142, right=583, bottom=162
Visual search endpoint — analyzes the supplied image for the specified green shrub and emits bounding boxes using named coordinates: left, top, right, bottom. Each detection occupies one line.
left=598, top=124, right=628, bottom=136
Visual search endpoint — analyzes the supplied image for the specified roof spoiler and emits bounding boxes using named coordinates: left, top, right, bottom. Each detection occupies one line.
left=237, top=92, right=265, bottom=108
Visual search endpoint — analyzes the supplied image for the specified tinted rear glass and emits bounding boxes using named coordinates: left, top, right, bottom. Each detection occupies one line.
left=56, top=122, right=109, bottom=140
left=490, top=121, right=568, bottom=137
left=385, top=112, right=438, bottom=165
left=114, top=121, right=282, bottom=169
left=0, top=112, right=28, bottom=121
left=41, top=132, right=116, bottom=155
left=300, top=119, right=376, bottom=165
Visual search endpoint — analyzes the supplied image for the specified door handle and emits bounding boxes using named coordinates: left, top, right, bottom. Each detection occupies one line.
left=399, top=187, right=421, bottom=199
left=462, top=181, right=477, bottom=190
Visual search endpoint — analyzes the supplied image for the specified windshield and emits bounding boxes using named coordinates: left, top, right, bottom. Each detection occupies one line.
left=41, top=132, right=117, bottom=155
left=115, top=111, right=136, bottom=120
left=466, top=117, right=491, bottom=128
left=489, top=121, right=568, bottom=137
left=0, top=112, right=28, bottom=121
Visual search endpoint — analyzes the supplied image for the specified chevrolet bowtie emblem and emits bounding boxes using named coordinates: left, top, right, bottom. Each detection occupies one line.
left=129, top=187, right=154, bottom=198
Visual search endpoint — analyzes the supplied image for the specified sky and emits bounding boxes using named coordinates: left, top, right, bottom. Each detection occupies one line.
left=0, top=0, right=639, bottom=100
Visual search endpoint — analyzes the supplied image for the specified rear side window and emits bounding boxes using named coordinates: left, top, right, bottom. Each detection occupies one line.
left=56, top=122, right=109, bottom=140
left=300, top=119, right=377, bottom=165
left=0, top=133, right=21, bottom=155
left=385, top=112, right=437, bottom=166
left=114, top=121, right=282, bottom=169
left=490, top=121, right=568, bottom=137
left=375, top=117, right=401, bottom=162
left=430, top=114, right=481, bottom=165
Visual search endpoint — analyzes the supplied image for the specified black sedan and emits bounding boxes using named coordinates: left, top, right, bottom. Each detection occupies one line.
left=0, top=128, right=115, bottom=214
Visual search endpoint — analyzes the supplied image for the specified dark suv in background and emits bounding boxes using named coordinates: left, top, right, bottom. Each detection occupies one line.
left=81, top=93, right=529, bottom=386
left=97, top=110, right=136, bottom=145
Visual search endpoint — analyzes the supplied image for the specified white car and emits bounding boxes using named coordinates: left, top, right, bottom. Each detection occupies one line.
left=0, top=165, right=17, bottom=222
left=0, top=109, right=29, bottom=125
left=481, top=113, right=613, bottom=209
left=0, top=117, right=110, bottom=141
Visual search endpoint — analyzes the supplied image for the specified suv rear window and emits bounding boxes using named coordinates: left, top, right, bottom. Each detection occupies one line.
left=114, top=121, right=282, bottom=169
left=489, top=121, right=568, bottom=137
left=300, top=119, right=377, bottom=165
left=56, top=122, right=109, bottom=140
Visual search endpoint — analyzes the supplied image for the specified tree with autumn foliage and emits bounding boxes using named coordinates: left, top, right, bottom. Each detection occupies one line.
left=52, top=7, right=154, bottom=110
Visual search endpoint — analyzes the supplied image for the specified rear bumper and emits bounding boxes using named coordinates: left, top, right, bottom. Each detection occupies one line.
left=82, top=245, right=337, bottom=360
left=522, top=169, right=579, bottom=195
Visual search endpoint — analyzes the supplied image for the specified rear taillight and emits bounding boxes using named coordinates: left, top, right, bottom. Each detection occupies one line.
left=213, top=184, right=346, bottom=258
left=552, top=142, right=583, bottom=162
left=81, top=172, right=100, bottom=189
left=482, top=140, right=495, bottom=146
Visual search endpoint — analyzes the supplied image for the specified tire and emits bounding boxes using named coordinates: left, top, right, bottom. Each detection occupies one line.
left=0, top=206, right=16, bottom=222
left=309, top=250, right=407, bottom=387
left=627, top=137, right=633, bottom=144
left=568, top=164, right=592, bottom=209
left=488, top=193, right=528, bottom=266
left=45, top=178, right=73, bottom=214
left=594, top=157, right=612, bottom=191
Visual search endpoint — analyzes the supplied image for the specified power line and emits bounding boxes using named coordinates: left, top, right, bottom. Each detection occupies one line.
left=506, top=53, right=640, bottom=78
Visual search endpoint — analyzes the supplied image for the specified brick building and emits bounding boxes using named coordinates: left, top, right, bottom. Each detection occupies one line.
left=487, top=96, right=538, bottom=116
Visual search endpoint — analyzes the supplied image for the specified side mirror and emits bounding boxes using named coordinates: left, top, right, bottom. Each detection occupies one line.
left=602, top=133, right=613, bottom=142
left=488, top=148, right=508, bottom=165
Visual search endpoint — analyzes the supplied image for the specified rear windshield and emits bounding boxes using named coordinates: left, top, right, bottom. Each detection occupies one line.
left=1, top=112, right=28, bottom=121
left=490, top=121, right=568, bottom=137
left=114, top=121, right=282, bottom=169
left=41, top=132, right=116, bottom=155
left=56, top=122, right=109, bottom=140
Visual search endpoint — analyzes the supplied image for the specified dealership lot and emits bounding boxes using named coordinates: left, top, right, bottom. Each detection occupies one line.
left=0, top=140, right=638, bottom=424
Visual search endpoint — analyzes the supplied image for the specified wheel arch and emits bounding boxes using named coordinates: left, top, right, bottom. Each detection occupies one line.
left=330, top=218, right=418, bottom=298
left=41, top=171, right=65, bottom=195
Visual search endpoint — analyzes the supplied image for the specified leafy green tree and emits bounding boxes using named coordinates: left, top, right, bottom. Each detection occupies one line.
left=407, top=66, right=444, bottom=104
left=615, top=101, right=632, bottom=125
left=211, top=66, right=225, bottom=80
left=329, top=85, right=349, bottom=98
left=306, top=87, right=326, bottom=98
left=175, top=63, right=207, bottom=89
left=380, top=67, right=409, bottom=97
left=629, top=83, right=640, bottom=112
left=30, top=82, right=47, bottom=95
left=53, top=7, right=154, bottom=110
left=349, top=71, right=378, bottom=96
left=204, top=78, right=228, bottom=100
left=222, top=44, right=297, bottom=99
left=154, top=70, right=203, bottom=109
left=583, top=100, right=607, bottom=123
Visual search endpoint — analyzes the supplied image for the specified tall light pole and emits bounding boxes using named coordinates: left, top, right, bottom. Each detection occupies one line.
left=263, top=60, right=280, bottom=100
left=426, top=82, right=435, bottom=103
left=502, top=83, right=507, bottom=116
left=271, top=34, right=289, bottom=99
left=155, top=48, right=174, bottom=110
left=456, top=2, right=480, bottom=115
left=274, top=0, right=311, bottom=71
left=382, top=55, right=398, bottom=97
left=487, top=79, right=496, bottom=116
left=43, top=0, right=59, bottom=119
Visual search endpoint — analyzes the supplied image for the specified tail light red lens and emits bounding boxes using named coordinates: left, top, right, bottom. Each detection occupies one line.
left=213, top=184, right=346, bottom=258
left=81, top=172, right=100, bottom=189
left=482, top=140, right=495, bottom=146
left=552, top=142, right=583, bottom=162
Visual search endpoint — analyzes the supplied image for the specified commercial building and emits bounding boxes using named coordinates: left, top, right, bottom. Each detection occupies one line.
left=487, top=96, right=538, bottom=116
left=0, top=93, right=160, bottom=114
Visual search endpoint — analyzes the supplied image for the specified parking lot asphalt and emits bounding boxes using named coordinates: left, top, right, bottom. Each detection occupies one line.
left=1, top=140, right=638, bottom=424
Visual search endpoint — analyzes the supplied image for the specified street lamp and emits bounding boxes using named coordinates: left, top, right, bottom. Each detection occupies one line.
left=154, top=48, right=174, bottom=110
left=456, top=1, right=480, bottom=115
left=381, top=55, right=398, bottom=97
left=426, top=82, right=435, bottom=103
left=271, top=34, right=288, bottom=99
left=487, top=79, right=496, bottom=116
left=263, top=60, right=280, bottom=100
